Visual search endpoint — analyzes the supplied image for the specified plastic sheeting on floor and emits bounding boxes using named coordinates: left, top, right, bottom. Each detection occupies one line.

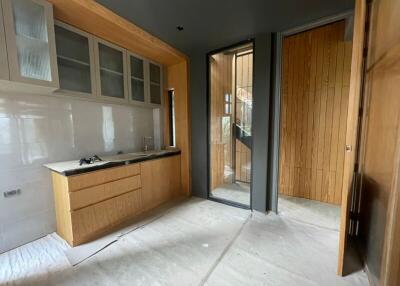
left=0, top=198, right=368, bottom=286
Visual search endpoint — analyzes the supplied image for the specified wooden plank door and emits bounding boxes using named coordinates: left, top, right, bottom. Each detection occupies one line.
left=279, top=21, right=352, bottom=205
left=337, top=0, right=367, bottom=276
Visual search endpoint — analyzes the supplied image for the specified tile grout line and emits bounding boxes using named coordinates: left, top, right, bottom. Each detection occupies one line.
left=198, top=213, right=252, bottom=286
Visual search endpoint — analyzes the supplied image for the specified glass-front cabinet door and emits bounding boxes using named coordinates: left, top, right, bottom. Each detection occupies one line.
left=2, top=0, right=59, bottom=87
left=95, top=39, right=127, bottom=100
left=0, top=1, right=9, bottom=80
left=55, top=22, right=95, bottom=95
left=128, top=54, right=145, bottom=103
left=149, top=62, right=162, bottom=105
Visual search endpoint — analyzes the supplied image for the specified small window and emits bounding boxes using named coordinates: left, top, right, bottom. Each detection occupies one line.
left=149, top=63, right=161, bottom=104
left=168, top=90, right=176, bottom=146
left=224, top=93, right=232, bottom=115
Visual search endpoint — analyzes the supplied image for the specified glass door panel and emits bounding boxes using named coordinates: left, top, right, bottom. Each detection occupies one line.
left=55, top=25, right=93, bottom=94
left=149, top=63, right=161, bottom=105
left=129, top=55, right=145, bottom=102
left=208, top=42, right=253, bottom=208
left=4, top=0, right=58, bottom=84
left=98, top=42, right=125, bottom=99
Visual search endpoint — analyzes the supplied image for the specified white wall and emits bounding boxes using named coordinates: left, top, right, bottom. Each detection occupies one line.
left=0, top=91, right=157, bottom=253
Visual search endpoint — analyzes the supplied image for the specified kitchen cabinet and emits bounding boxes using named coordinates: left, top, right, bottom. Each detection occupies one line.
left=1, top=0, right=59, bottom=88
left=95, top=38, right=128, bottom=101
left=149, top=62, right=162, bottom=105
left=127, top=53, right=163, bottom=106
left=127, top=53, right=146, bottom=103
left=141, top=155, right=181, bottom=211
left=54, top=21, right=96, bottom=95
left=0, top=1, right=8, bottom=80
left=51, top=154, right=181, bottom=246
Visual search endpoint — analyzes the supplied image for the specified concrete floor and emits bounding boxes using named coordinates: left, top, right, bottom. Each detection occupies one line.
left=211, top=182, right=250, bottom=206
left=278, top=195, right=341, bottom=230
left=0, top=198, right=368, bottom=286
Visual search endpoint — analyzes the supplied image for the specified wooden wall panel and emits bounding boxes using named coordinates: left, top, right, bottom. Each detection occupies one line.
left=235, top=139, right=251, bottom=183
left=48, top=0, right=186, bottom=65
left=167, top=61, right=191, bottom=196
left=210, top=53, right=233, bottom=189
left=279, top=21, right=352, bottom=205
left=357, top=0, right=400, bottom=284
left=235, top=52, right=253, bottom=184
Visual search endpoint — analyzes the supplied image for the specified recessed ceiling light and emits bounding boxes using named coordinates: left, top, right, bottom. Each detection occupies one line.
left=176, top=26, right=184, bottom=31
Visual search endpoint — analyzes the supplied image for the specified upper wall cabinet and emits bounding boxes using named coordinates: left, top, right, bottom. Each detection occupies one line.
left=55, top=21, right=95, bottom=95
left=95, top=39, right=128, bottom=101
left=149, top=62, right=162, bottom=105
left=128, top=53, right=146, bottom=103
left=2, top=0, right=59, bottom=88
left=0, top=1, right=9, bottom=80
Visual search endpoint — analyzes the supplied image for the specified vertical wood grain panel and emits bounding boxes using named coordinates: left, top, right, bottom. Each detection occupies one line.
left=279, top=21, right=352, bottom=205
left=210, top=53, right=233, bottom=189
left=356, top=0, right=400, bottom=283
left=167, top=61, right=191, bottom=196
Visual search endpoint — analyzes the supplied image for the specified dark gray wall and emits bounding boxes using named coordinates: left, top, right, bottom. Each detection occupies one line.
left=190, top=54, right=208, bottom=198
left=251, top=33, right=272, bottom=212
left=98, top=0, right=354, bottom=55
left=96, top=0, right=355, bottom=212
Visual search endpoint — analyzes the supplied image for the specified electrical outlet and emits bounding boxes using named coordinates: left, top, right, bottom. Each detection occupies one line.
left=3, top=189, right=21, bottom=198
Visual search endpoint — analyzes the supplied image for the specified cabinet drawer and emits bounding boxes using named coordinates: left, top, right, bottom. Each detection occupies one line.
left=69, top=175, right=141, bottom=210
left=68, top=164, right=140, bottom=191
left=71, top=189, right=142, bottom=245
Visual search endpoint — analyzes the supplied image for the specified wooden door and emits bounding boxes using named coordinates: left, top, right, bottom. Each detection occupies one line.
left=337, top=0, right=367, bottom=276
left=279, top=21, right=352, bottom=205
left=355, top=0, right=400, bottom=283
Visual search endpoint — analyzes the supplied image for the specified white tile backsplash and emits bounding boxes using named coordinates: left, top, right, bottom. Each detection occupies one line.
left=0, top=92, right=161, bottom=253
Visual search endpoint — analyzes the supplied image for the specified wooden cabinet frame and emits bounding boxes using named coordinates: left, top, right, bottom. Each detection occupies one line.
left=2, top=0, right=59, bottom=88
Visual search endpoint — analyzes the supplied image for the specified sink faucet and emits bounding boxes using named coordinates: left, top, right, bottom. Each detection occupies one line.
left=143, top=136, right=153, bottom=152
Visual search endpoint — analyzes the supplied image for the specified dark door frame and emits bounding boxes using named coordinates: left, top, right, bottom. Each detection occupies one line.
left=271, top=10, right=354, bottom=214
left=206, top=39, right=255, bottom=210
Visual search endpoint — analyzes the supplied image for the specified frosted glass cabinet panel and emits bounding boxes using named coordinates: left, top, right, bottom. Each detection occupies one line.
left=95, top=40, right=127, bottom=100
left=128, top=54, right=145, bottom=103
left=2, top=0, right=58, bottom=87
left=55, top=22, right=95, bottom=95
left=0, top=1, right=9, bottom=80
left=149, top=63, right=162, bottom=105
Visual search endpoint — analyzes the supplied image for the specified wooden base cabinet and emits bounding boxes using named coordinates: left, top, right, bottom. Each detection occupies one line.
left=51, top=154, right=181, bottom=246
left=141, top=155, right=181, bottom=211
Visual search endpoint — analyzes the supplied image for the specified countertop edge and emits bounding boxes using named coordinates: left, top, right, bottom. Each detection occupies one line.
left=46, top=150, right=181, bottom=177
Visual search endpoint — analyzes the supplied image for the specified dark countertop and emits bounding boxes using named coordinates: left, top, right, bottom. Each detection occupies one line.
left=44, top=149, right=181, bottom=176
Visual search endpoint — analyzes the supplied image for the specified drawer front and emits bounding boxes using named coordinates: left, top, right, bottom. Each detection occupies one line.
left=68, top=164, right=140, bottom=191
left=71, top=189, right=142, bottom=245
left=69, top=175, right=141, bottom=210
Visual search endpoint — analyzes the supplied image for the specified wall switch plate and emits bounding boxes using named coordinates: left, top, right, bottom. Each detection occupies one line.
left=3, top=189, right=21, bottom=198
